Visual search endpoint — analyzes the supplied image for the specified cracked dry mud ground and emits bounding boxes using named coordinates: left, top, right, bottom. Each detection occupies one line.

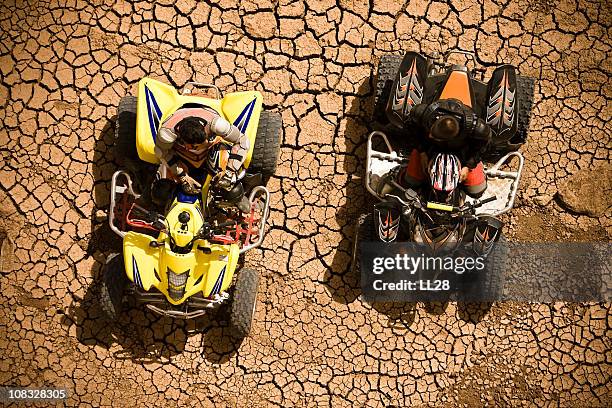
left=0, top=0, right=610, bottom=406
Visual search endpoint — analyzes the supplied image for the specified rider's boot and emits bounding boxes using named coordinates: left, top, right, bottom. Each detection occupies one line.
left=219, top=182, right=251, bottom=213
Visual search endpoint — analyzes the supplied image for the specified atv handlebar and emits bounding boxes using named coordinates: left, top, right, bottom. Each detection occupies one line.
left=196, top=220, right=237, bottom=240
left=385, top=180, right=497, bottom=218
left=148, top=219, right=238, bottom=250
left=457, top=196, right=497, bottom=214
left=146, top=212, right=237, bottom=249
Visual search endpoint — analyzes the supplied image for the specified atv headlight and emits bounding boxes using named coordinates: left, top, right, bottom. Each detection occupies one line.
left=167, top=267, right=189, bottom=300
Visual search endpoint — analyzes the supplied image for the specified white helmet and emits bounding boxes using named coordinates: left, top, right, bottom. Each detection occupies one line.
left=430, top=153, right=461, bottom=192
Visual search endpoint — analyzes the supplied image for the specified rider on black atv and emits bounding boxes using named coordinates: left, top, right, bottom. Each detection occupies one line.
left=399, top=98, right=492, bottom=198
left=152, top=106, right=251, bottom=212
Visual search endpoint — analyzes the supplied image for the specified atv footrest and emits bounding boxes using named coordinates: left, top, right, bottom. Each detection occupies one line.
left=109, top=170, right=141, bottom=238
left=366, top=131, right=407, bottom=199
left=239, top=185, right=271, bottom=254
left=467, top=151, right=524, bottom=216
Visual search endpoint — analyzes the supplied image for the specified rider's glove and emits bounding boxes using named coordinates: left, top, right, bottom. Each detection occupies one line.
left=179, top=173, right=202, bottom=194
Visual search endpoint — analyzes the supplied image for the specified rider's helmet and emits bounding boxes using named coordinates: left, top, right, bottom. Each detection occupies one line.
left=430, top=115, right=460, bottom=143
left=430, top=153, right=461, bottom=193
left=175, top=117, right=208, bottom=143
left=423, top=99, right=477, bottom=148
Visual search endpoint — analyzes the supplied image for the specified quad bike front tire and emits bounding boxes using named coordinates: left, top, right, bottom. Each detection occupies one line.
left=250, top=111, right=282, bottom=180
left=230, top=267, right=259, bottom=339
left=100, top=253, right=129, bottom=321
left=373, top=55, right=402, bottom=124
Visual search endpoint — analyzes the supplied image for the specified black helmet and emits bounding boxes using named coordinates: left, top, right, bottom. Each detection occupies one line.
left=175, top=117, right=209, bottom=144
left=430, top=115, right=460, bottom=142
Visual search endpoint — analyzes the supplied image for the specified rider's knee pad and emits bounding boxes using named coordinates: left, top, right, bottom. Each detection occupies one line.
left=464, top=179, right=487, bottom=198
left=151, top=179, right=177, bottom=207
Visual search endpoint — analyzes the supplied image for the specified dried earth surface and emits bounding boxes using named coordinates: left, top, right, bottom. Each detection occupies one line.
left=0, top=0, right=610, bottom=406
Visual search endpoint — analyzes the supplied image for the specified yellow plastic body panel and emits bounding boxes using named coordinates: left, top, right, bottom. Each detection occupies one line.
left=123, top=231, right=240, bottom=305
left=135, top=78, right=262, bottom=167
left=220, top=91, right=262, bottom=168
left=122, top=233, right=160, bottom=291
left=165, top=199, right=205, bottom=247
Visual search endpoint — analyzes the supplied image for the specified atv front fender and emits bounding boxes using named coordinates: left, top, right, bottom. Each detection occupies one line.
left=123, top=231, right=241, bottom=304
left=123, top=232, right=160, bottom=291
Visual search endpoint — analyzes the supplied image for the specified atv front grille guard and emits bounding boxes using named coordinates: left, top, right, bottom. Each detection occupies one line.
left=109, top=170, right=271, bottom=252
left=365, top=131, right=524, bottom=217
left=128, top=286, right=229, bottom=319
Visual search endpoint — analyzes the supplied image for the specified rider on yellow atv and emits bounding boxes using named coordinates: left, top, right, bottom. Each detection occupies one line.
left=153, top=106, right=251, bottom=212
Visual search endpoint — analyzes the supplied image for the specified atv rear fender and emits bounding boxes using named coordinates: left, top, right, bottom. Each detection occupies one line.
left=135, top=78, right=262, bottom=167
left=485, top=65, right=519, bottom=142
left=385, top=51, right=428, bottom=128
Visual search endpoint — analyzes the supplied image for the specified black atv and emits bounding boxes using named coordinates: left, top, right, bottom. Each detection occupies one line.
left=353, top=50, right=536, bottom=300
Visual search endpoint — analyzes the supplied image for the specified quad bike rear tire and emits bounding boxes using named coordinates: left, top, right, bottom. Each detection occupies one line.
left=115, top=95, right=139, bottom=163
left=115, top=95, right=156, bottom=196
left=100, top=253, right=129, bottom=321
left=373, top=55, right=402, bottom=124
left=230, top=267, right=259, bottom=339
left=250, top=111, right=282, bottom=180
left=512, top=76, right=536, bottom=149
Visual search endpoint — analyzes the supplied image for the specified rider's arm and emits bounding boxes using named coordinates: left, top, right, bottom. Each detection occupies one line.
left=464, top=118, right=492, bottom=168
left=155, top=127, right=177, bottom=162
left=406, top=103, right=430, bottom=153
left=209, top=117, right=251, bottom=172
left=155, top=128, right=192, bottom=182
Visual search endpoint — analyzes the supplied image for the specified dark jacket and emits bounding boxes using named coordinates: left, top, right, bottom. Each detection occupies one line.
left=408, top=99, right=491, bottom=168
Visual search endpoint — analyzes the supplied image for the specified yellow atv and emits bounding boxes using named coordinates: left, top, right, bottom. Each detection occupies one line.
left=101, top=78, right=281, bottom=338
